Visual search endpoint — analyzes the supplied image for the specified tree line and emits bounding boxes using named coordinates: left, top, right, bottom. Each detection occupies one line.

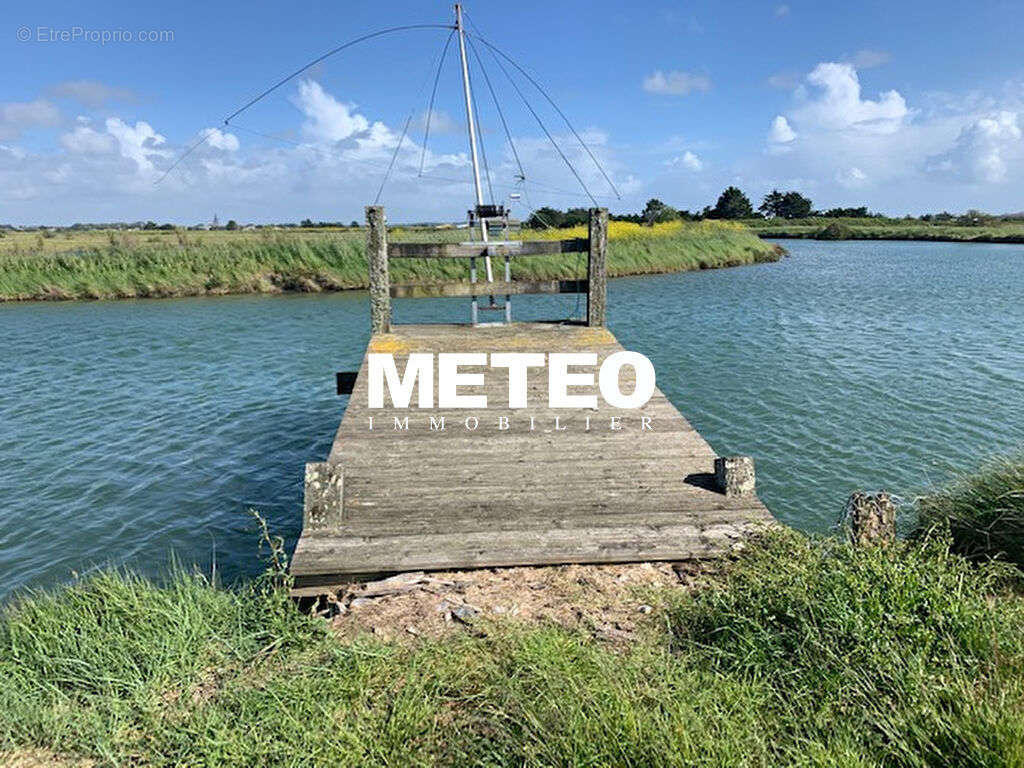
left=525, top=187, right=888, bottom=228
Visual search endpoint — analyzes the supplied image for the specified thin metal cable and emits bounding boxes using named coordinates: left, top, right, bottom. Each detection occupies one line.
left=156, top=128, right=217, bottom=184
left=219, top=123, right=615, bottom=200
left=476, top=36, right=599, bottom=207
left=464, top=33, right=525, bottom=182
left=418, top=29, right=456, bottom=176
left=160, top=24, right=451, bottom=184
left=223, top=24, right=452, bottom=124
left=376, top=28, right=458, bottom=204
left=467, top=26, right=621, bottom=200
left=374, top=113, right=414, bottom=204
left=519, top=180, right=584, bottom=323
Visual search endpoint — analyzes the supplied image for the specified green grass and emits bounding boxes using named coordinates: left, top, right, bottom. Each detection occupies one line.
left=3, top=512, right=1023, bottom=764
left=744, top=216, right=1024, bottom=243
left=915, top=456, right=1024, bottom=570
left=0, top=223, right=782, bottom=302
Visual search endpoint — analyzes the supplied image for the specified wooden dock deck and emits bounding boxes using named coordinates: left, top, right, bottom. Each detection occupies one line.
left=290, top=206, right=773, bottom=595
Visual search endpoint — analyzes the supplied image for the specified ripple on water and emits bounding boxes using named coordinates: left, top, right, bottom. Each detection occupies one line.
left=2, top=242, right=1023, bottom=599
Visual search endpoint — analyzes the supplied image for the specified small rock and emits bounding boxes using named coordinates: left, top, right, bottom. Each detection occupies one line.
left=452, top=604, right=479, bottom=625
left=638, top=604, right=652, bottom=614
left=405, top=625, right=420, bottom=636
left=349, top=598, right=373, bottom=610
left=492, top=605, right=507, bottom=615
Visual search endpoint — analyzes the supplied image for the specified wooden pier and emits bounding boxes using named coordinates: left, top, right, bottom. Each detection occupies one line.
left=290, top=207, right=772, bottom=595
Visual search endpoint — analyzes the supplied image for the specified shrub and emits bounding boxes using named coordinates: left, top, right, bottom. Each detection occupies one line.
left=816, top=221, right=853, bottom=239
left=916, top=457, right=1024, bottom=569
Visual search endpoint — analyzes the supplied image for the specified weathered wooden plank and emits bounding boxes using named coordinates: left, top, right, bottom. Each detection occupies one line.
left=305, top=507, right=769, bottom=540
left=389, top=278, right=587, bottom=299
left=291, top=520, right=766, bottom=580
left=387, top=238, right=588, bottom=259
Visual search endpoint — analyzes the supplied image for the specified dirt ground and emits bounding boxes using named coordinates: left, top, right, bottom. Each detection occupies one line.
left=319, top=560, right=718, bottom=644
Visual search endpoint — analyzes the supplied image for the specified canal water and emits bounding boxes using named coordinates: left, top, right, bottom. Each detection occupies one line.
left=2, top=240, right=1022, bottom=600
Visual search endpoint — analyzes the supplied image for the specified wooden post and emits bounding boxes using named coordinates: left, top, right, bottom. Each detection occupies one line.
left=846, top=492, right=896, bottom=546
left=587, top=207, right=608, bottom=327
left=714, top=456, right=756, bottom=497
left=304, top=462, right=344, bottom=531
left=366, top=205, right=390, bottom=334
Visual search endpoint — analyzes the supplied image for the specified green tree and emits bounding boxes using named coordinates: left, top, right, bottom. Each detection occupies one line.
left=526, top=207, right=564, bottom=229
left=824, top=206, right=869, bottom=218
left=710, top=187, right=754, bottom=219
left=758, top=189, right=785, bottom=218
left=760, top=189, right=813, bottom=219
left=226, top=220, right=239, bottom=231
left=641, top=198, right=678, bottom=225
left=779, top=191, right=813, bottom=218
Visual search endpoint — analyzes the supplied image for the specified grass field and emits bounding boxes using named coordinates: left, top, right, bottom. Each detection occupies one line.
left=0, top=221, right=782, bottom=302
left=1, top=460, right=1023, bottom=766
left=745, top=216, right=1024, bottom=243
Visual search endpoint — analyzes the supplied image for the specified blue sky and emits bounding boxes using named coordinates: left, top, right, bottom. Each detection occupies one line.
left=2, top=0, right=1022, bottom=224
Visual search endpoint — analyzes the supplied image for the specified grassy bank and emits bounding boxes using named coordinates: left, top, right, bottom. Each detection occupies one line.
left=745, top=216, right=1024, bottom=243
left=915, top=456, right=1024, bottom=570
left=0, top=221, right=781, bottom=302
left=2, top=464, right=1024, bottom=766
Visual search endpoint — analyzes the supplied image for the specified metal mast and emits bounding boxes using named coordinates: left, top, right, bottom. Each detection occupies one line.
left=454, top=2, right=495, bottom=300
left=455, top=3, right=484, bottom=213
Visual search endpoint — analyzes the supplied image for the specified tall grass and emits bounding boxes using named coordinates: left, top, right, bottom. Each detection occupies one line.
left=745, top=216, right=1024, bottom=243
left=915, top=456, right=1024, bottom=569
left=0, top=223, right=781, bottom=302
left=2, top=529, right=1023, bottom=764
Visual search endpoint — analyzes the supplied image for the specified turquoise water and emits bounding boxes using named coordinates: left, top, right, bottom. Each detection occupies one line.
left=2, top=240, right=1022, bottom=600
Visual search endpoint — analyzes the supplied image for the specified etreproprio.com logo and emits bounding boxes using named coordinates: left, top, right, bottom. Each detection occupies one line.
left=17, top=26, right=175, bottom=44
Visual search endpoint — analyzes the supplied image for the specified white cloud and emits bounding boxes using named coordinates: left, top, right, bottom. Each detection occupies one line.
left=0, top=78, right=642, bottom=224
left=835, top=166, right=868, bottom=187
left=792, top=62, right=909, bottom=135
left=203, top=128, right=240, bottom=152
left=293, top=79, right=375, bottom=145
left=105, top=118, right=169, bottom=172
left=931, top=111, right=1022, bottom=183
left=847, top=49, right=891, bottom=70
left=0, top=100, right=60, bottom=140
left=768, top=115, right=797, bottom=144
left=742, top=60, right=1024, bottom=212
left=49, top=80, right=137, bottom=108
left=774, top=4, right=790, bottom=17
left=60, top=122, right=116, bottom=154
left=642, top=70, right=711, bottom=96
left=681, top=151, right=703, bottom=171
left=667, top=150, right=703, bottom=171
